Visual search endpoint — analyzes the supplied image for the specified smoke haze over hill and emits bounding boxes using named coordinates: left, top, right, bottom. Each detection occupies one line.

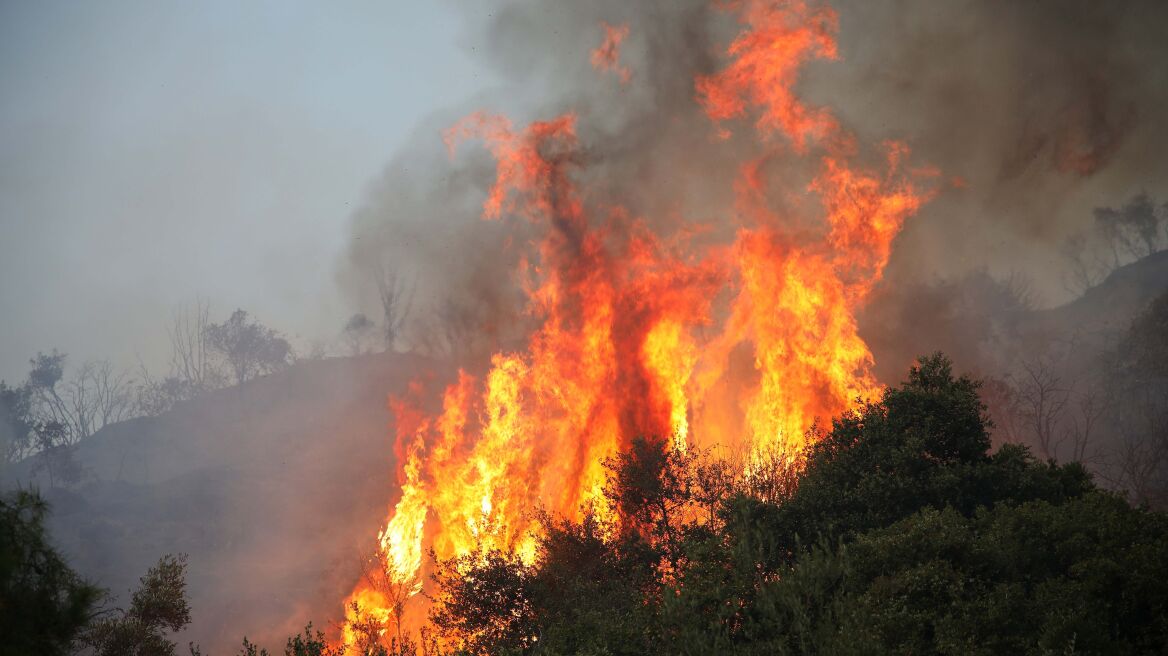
left=2, top=2, right=1168, bottom=653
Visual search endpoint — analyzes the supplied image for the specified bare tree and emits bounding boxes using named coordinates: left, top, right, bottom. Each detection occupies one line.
left=1094, top=290, right=1168, bottom=505
left=412, top=302, right=470, bottom=361
left=1059, top=385, right=1108, bottom=465
left=412, top=296, right=503, bottom=363
left=168, top=297, right=217, bottom=391
left=1061, top=233, right=1110, bottom=295
left=980, top=376, right=1025, bottom=445
left=436, top=297, right=486, bottom=361
left=1062, top=193, right=1168, bottom=296
left=134, top=298, right=224, bottom=416
left=1012, top=358, right=1072, bottom=460
left=375, top=260, right=416, bottom=352
left=1105, top=423, right=1168, bottom=507
left=65, top=361, right=136, bottom=440
left=25, top=353, right=138, bottom=445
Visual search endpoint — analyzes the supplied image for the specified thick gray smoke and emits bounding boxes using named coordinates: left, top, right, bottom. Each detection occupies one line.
left=820, top=0, right=1168, bottom=306
left=12, top=2, right=1167, bottom=651
left=341, top=0, right=734, bottom=363
left=342, top=0, right=1168, bottom=378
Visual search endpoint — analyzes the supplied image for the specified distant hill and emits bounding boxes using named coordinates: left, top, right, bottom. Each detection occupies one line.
left=862, top=251, right=1168, bottom=384
left=4, top=352, right=442, bottom=653
left=5, top=254, right=1166, bottom=653
left=1024, top=249, right=1168, bottom=348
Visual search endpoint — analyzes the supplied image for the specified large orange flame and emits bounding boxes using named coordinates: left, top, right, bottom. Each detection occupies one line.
left=340, top=1, right=933, bottom=650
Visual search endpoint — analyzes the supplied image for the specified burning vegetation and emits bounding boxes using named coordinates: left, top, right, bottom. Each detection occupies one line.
left=341, top=0, right=931, bottom=647
left=4, top=0, right=1168, bottom=655
left=322, top=1, right=1168, bottom=653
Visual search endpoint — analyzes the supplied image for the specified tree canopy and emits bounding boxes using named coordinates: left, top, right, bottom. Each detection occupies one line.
left=204, top=309, right=293, bottom=386
left=0, top=490, right=101, bottom=656
left=425, top=354, right=1168, bottom=655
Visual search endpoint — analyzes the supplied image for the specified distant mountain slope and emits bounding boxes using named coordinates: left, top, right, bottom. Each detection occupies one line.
left=8, top=256, right=1166, bottom=652
left=862, top=251, right=1168, bottom=384
left=1025, top=249, right=1168, bottom=344
left=5, top=352, right=441, bottom=653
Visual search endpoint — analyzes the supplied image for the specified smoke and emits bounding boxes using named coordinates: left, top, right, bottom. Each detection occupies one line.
left=815, top=0, right=1168, bottom=297
left=339, top=0, right=733, bottom=365
left=14, top=353, right=439, bottom=653
left=339, top=0, right=1168, bottom=391
left=32, top=1, right=1147, bottom=648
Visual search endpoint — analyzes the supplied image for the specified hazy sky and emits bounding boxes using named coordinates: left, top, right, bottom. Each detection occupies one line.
left=0, top=1, right=496, bottom=382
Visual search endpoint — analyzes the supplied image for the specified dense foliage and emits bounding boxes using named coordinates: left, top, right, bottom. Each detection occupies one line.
left=4, top=354, right=1166, bottom=655
left=1, top=489, right=204, bottom=656
left=83, top=554, right=193, bottom=656
left=426, top=355, right=1168, bottom=655
left=0, top=490, right=101, bottom=656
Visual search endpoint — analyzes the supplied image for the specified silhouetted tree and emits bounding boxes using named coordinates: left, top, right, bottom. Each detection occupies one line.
left=133, top=374, right=198, bottom=417
left=134, top=299, right=227, bottom=415
left=167, top=298, right=217, bottom=392
left=343, top=313, right=378, bottom=356
left=23, top=351, right=137, bottom=444
left=204, top=310, right=293, bottom=386
left=1063, top=192, right=1168, bottom=294
left=26, top=351, right=69, bottom=436
left=0, top=490, right=102, bottom=656
left=0, top=381, right=35, bottom=465
left=30, top=421, right=84, bottom=488
left=1094, top=192, right=1167, bottom=265
left=1105, top=290, right=1168, bottom=506
left=375, top=262, right=415, bottom=352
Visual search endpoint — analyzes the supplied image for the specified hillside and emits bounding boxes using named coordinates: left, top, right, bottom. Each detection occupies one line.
left=861, top=251, right=1168, bottom=386
left=5, top=255, right=1166, bottom=653
left=4, top=352, right=441, bottom=652
left=1024, top=250, right=1168, bottom=345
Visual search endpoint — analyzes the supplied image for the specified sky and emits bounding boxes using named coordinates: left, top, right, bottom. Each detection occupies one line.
left=0, top=0, right=496, bottom=382
left=4, top=0, right=1167, bottom=386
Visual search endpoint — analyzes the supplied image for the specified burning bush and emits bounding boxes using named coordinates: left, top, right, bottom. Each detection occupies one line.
left=419, top=355, right=1168, bottom=656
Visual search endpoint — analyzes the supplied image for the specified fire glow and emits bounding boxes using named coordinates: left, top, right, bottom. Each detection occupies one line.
left=341, top=0, right=933, bottom=649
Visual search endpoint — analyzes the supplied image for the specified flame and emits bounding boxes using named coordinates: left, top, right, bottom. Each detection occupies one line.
left=339, top=1, right=935, bottom=651
left=591, top=21, right=632, bottom=85
left=695, top=0, right=839, bottom=147
left=642, top=319, right=698, bottom=452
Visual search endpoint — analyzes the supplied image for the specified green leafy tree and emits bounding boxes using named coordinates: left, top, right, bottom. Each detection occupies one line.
left=84, top=554, right=193, bottom=656
left=757, top=493, right=1168, bottom=655
left=283, top=623, right=346, bottom=656
left=526, top=508, right=660, bottom=656
left=429, top=548, right=535, bottom=656
left=762, top=353, right=1091, bottom=555
left=235, top=624, right=348, bottom=656
left=0, top=490, right=102, bottom=656
left=426, top=354, right=1168, bottom=655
